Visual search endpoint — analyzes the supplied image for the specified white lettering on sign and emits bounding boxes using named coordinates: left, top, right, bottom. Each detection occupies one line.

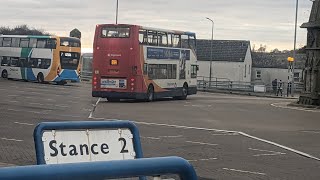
left=107, top=53, right=122, bottom=57
left=42, top=129, right=135, bottom=164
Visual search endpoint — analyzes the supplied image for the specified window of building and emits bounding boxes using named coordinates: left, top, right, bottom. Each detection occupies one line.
left=249, top=65, right=251, bottom=75
left=294, top=72, right=300, bottom=82
left=20, top=38, right=29, bottom=48
left=256, top=70, right=262, bottom=79
left=191, top=65, right=198, bottom=78
left=244, top=64, right=247, bottom=78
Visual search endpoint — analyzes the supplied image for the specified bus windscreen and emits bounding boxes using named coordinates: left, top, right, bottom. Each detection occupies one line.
left=60, top=37, right=81, bottom=47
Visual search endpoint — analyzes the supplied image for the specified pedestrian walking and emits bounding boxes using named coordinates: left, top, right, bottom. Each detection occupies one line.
left=272, top=79, right=277, bottom=95
left=277, top=80, right=283, bottom=96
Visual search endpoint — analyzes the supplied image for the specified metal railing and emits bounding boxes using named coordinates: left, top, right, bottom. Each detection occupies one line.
left=197, top=76, right=304, bottom=96
left=0, top=157, right=197, bottom=180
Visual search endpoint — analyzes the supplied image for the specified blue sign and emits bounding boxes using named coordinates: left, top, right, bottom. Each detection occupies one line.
left=147, top=47, right=190, bottom=60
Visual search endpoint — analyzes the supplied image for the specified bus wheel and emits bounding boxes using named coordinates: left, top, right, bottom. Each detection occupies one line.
left=176, top=83, right=188, bottom=100
left=1, top=70, right=8, bottom=78
left=146, top=85, right=154, bottom=102
left=37, top=73, right=44, bottom=83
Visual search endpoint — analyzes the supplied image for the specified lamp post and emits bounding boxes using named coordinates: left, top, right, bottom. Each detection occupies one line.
left=116, top=0, right=119, bottom=24
left=206, top=17, right=214, bottom=88
left=292, top=0, right=299, bottom=96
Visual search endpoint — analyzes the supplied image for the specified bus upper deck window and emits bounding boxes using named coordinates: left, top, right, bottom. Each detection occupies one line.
left=101, top=27, right=130, bottom=38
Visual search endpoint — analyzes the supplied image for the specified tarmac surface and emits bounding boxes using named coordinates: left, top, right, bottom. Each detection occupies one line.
left=0, top=78, right=320, bottom=179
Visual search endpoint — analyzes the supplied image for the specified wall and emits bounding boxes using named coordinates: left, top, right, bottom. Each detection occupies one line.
left=251, top=68, right=303, bottom=86
left=197, top=46, right=252, bottom=83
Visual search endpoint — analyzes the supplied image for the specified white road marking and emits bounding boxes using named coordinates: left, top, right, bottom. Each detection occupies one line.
left=1, top=138, right=23, bottom=142
left=301, top=130, right=320, bottom=134
left=188, top=158, right=218, bottom=162
left=222, top=168, right=266, bottom=176
left=159, top=135, right=183, bottom=138
left=88, top=98, right=101, bottom=118
left=211, top=133, right=239, bottom=136
left=14, top=122, right=34, bottom=126
left=9, top=101, right=18, bottom=103
left=249, top=148, right=286, bottom=157
left=7, top=95, right=18, bottom=97
left=132, top=121, right=320, bottom=161
left=186, top=141, right=218, bottom=146
left=271, top=103, right=320, bottom=113
left=29, top=102, right=44, bottom=106
left=141, top=136, right=161, bottom=140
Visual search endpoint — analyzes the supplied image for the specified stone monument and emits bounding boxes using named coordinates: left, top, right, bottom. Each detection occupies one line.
left=300, top=0, right=320, bottom=105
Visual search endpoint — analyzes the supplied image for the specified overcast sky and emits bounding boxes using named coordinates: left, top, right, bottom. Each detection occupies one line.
left=0, top=0, right=313, bottom=52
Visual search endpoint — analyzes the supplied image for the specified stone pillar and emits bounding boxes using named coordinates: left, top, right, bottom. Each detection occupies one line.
left=300, top=0, right=320, bottom=105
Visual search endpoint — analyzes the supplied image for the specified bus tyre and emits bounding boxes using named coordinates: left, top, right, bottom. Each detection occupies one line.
left=1, top=70, right=8, bottom=78
left=37, top=73, right=44, bottom=83
left=176, top=83, right=188, bottom=100
left=146, top=85, right=154, bottom=102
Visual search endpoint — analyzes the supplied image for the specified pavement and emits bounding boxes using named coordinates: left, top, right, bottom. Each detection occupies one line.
left=0, top=78, right=320, bottom=179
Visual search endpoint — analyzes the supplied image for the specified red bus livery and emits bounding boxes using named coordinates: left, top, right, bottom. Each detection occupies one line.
left=92, top=24, right=198, bottom=101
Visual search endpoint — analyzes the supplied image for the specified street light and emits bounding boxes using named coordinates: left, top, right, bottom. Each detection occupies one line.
left=292, top=0, right=299, bottom=96
left=206, top=17, right=214, bottom=88
left=116, top=0, right=119, bottom=24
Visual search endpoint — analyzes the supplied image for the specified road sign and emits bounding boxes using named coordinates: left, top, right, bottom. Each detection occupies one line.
left=34, top=121, right=143, bottom=165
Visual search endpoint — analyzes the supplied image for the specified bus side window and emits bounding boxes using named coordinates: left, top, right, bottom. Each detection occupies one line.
left=143, top=63, right=148, bottom=75
left=11, top=38, right=20, bottom=47
left=181, top=35, right=189, bottom=49
left=139, top=30, right=147, bottom=45
left=3, top=38, right=12, bottom=47
left=168, top=34, right=173, bottom=47
left=37, top=39, right=46, bottom=48
left=189, top=35, right=196, bottom=51
left=10, top=57, right=19, bottom=67
left=20, top=38, right=29, bottom=48
left=172, top=34, right=181, bottom=48
left=29, top=38, right=37, bottom=48
left=159, top=32, right=168, bottom=47
left=46, top=39, right=56, bottom=49
left=0, top=38, right=3, bottom=47
left=148, top=31, right=158, bottom=46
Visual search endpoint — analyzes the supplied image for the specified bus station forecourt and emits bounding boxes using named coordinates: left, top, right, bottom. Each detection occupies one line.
left=0, top=24, right=320, bottom=179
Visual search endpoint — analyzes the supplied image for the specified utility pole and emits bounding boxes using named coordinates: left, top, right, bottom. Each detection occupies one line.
left=116, top=0, right=119, bottom=24
left=206, top=17, right=214, bottom=88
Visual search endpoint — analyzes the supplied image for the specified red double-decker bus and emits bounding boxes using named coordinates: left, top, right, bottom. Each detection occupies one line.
left=92, top=24, right=198, bottom=101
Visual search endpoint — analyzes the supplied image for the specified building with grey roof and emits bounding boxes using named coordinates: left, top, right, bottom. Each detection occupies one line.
left=196, top=39, right=252, bottom=83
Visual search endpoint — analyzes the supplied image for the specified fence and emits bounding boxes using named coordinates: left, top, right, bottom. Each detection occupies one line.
left=197, top=76, right=304, bottom=95
left=0, top=157, right=197, bottom=180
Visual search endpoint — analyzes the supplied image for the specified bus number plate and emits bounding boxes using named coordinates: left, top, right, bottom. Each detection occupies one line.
left=101, top=79, right=127, bottom=89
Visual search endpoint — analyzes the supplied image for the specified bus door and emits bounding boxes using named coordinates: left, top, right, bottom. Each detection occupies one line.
left=7, top=57, right=21, bottom=79
left=19, top=58, right=28, bottom=80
